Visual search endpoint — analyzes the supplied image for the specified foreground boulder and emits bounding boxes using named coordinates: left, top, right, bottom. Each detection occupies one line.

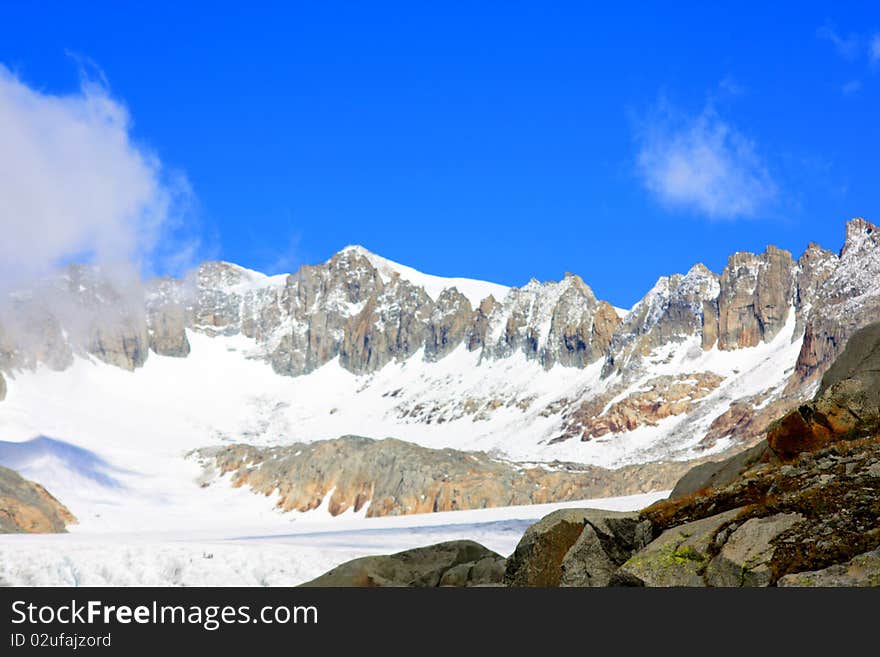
left=300, top=540, right=505, bottom=587
left=703, top=513, right=804, bottom=587
left=504, top=509, right=651, bottom=587
left=613, top=509, right=740, bottom=587
left=0, top=466, right=76, bottom=533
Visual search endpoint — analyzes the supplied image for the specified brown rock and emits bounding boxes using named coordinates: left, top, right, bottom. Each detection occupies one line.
left=0, top=466, right=76, bottom=534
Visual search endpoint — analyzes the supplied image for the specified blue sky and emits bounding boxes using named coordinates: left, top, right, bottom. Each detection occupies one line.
left=1, top=1, right=879, bottom=307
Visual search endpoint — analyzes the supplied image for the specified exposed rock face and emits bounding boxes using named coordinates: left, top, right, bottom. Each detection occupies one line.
left=193, top=437, right=686, bottom=518
left=340, top=277, right=434, bottom=373
left=777, top=548, right=880, bottom=587
left=503, top=508, right=649, bottom=587
left=796, top=218, right=880, bottom=383
left=425, top=288, right=472, bottom=362
left=769, top=321, right=880, bottom=459
left=482, top=274, right=618, bottom=369
left=580, top=372, right=724, bottom=439
left=0, top=466, right=76, bottom=533
left=703, top=512, right=804, bottom=587
left=145, top=278, right=191, bottom=357
left=612, top=509, right=740, bottom=587
left=300, top=540, right=505, bottom=587
left=717, top=246, right=796, bottom=350
left=466, top=295, right=497, bottom=351
left=793, top=242, right=838, bottom=337
left=604, top=264, right=719, bottom=376
left=638, top=435, right=880, bottom=586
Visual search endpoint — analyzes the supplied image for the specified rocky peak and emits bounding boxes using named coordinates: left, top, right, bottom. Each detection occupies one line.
left=795, top=218, right=880, bottom=383
left=480, top=274, right=617, bottom=368
left=603, top=263, right=720, bottom=376
left=841, top=217, right=877, bottom=257
left=717, top=245, right=796, bottom=350
left=425, top=288, right=473, bottom=362
left=466, top=295, right=498, bottom=352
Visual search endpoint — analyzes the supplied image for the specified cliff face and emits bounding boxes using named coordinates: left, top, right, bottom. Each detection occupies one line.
left=795, top=218, right=880, bottom=383
left=3, top=219, right=880, bottom=464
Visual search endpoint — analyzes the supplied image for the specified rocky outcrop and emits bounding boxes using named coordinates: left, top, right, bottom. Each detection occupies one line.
left=717, top=246, right=796, bottom=350
left=481, top=274, right=618, bottom=369
left=484, top=323, right=880, bottom=587
left=768, top=321, right=880, bottom=459
left=300, top=540, right=505, bottom=587
left=0, top=466, right=76, bottom=533
left=193, top=436, right=687, bottom=518
left=424, top=288, right=472, bottom=361
left=777, top=548, right=880, bottom=587
left=466, top=295, right=497, bottom=351
left=612, top=509, right=740, bottom=586
left=604, top=264, right=719, bottom=376
left=504, top=508, right=650, bottom=587
left=795, top=218, right=880, bottom=383
left=703, top=512, right=804, bottom=586
left=579, top=372, right=723, bottom=439
left=145, top=278, right=191, bottom=357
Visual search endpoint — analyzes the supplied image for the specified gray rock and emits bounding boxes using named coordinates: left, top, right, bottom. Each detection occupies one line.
left=560, top=521, right=652, bottom=587
left=613, top=508, right=741, bottom=587
left=777, top=548, right=880, bottom=587
left=299, top=540, right=505, bottom=587
left=424, top=288, right=473, bottom=362
left=670, top=441, right=773, bottom=499
left=504, top=508, right=646, bottom=587
left=704, top=512, right=804, bottom=587
left=603, top=264, right=719, bottom=376
left=560, top=524, right=614, bottom=587
left=796, top=218, right=880, bottom=382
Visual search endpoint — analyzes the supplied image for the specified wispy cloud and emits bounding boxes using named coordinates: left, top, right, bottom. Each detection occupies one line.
left=817, top=24, right=861, bottom=60
left=0, top=63, right=195, bottom=288
left=634, top=100, right=777, bottom=220
left=842, top=79, right=862, bottom=95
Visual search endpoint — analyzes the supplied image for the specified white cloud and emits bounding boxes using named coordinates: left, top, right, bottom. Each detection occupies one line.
left=635, top=103, right=777, bottom=219
left=0, top=65, right=191, bottom=287
left=817, top=25, right=861, bottom=60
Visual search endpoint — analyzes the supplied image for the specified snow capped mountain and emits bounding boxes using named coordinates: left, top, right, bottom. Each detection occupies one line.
left=338, top=245, right=510, bottom=306
left=1, top=218, right=880, bottom=531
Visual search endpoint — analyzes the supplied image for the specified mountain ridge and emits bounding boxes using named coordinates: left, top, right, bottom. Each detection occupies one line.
left=2, top=218, right=879, bottom=471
